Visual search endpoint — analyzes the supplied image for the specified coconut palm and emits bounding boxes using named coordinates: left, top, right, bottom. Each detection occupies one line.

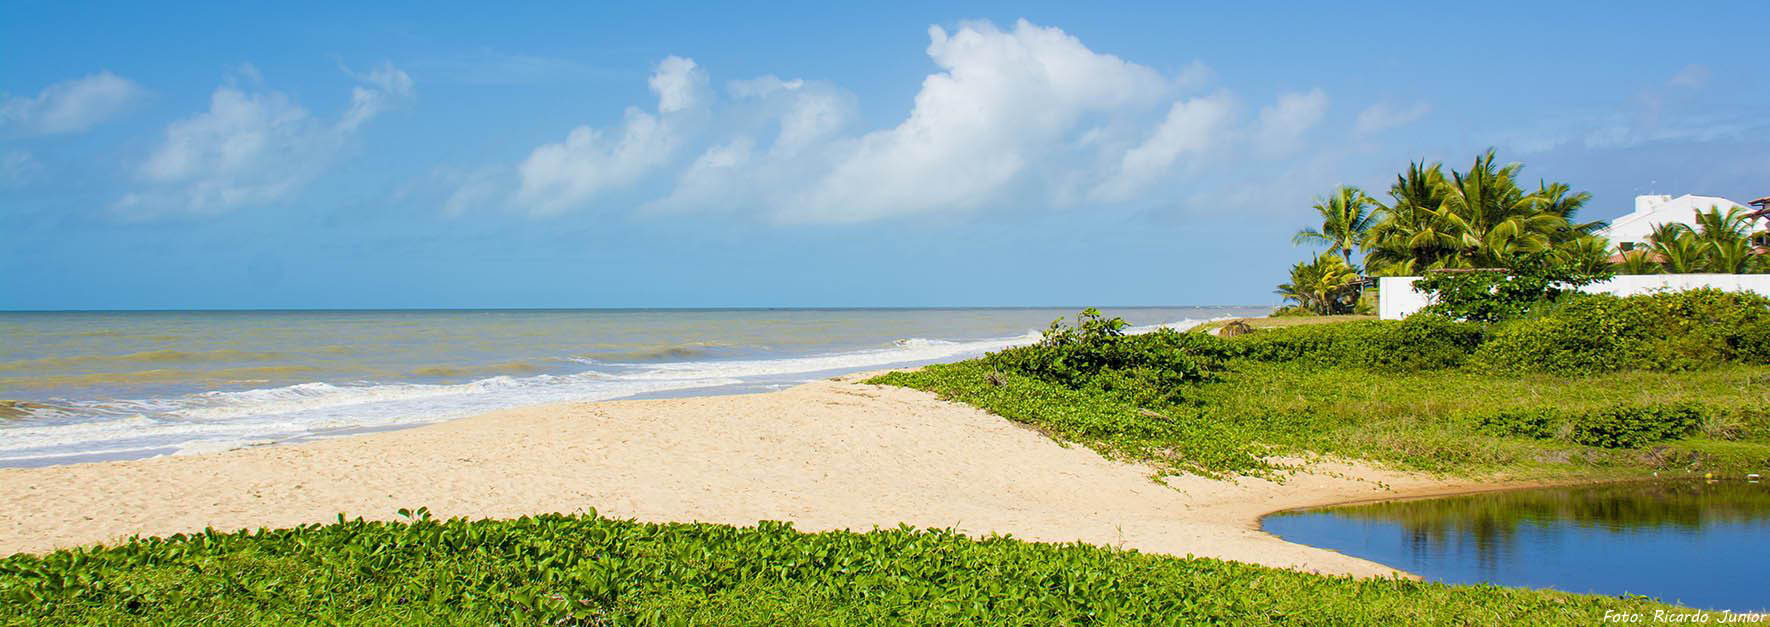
left=1551, top=236, right=1614, bottom=275
left=1615, top=249, right=1663, bottom=275
left=1648, top=224, right=1706, bottom=274
left=1275, top=254, right=1362, bottom=315
left=1363, top=161, right=1457, bottom=276
left=1433, top=150, right=1569, bottom=269
left=1293, top=186, right=1377, bottom=266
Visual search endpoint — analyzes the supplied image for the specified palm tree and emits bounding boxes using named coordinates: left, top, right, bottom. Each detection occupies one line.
left=1362, top=151, right=1601, bottom=275
left=1433, top=150, right=1569, bottom=268
left=1615, top=249, right=1663, bottom=275
left=1293, top=186, right=1377, bottom=266
left=1552, top=236, right=1613, bottom=275
left=1364, top=161, right=1456, bottom=276
left=1648, top=224, right=1706, bottom=274
left=1275, top=254, right=1361, bottom=315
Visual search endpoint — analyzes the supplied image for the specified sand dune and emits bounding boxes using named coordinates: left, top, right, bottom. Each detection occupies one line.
left=1, top=374, right=1490, bottom=577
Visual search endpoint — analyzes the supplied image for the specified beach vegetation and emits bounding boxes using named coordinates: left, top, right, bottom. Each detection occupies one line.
left=873, top=299, right=1770, bottom=479
left=0, top=510, right=1700, bottom=624
left=1412, top=252, right=1613, bottom=323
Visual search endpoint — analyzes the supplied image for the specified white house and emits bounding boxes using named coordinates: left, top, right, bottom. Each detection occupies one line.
left=1596, top=194, right=1759, bottom=251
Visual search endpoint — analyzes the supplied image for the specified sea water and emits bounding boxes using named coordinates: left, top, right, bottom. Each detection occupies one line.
left=0, top=307, right=1261, bottom=467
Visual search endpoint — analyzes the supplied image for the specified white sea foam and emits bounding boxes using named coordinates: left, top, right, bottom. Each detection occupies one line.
left=0, top=316, right=1226, bottom=466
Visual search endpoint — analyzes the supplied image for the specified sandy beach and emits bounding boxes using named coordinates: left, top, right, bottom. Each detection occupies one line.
left=1, top=373, right=1491, bottom=577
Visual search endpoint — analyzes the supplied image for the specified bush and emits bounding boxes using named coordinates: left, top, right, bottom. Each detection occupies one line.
left=1225, top=316, right=1484, bottom=371
left=986, top=309, right=1224, bottom=406
left=1415, top=254, right=1612, bottom=323
left=1568, top=404, right=1702, bottom=449
left=1476, top=408, right=1559, bottom=440
left=1472, top=404, right=1706, bottom=449
left=1471, top=289, right=1770, bottom=375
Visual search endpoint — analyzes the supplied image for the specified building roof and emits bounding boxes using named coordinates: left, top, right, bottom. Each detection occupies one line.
left=1597, top=194, right=1754, bottom=244
left=1751, top=196, right=1770, bottom=208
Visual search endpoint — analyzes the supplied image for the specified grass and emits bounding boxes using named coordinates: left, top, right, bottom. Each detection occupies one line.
left=869, top=331, right=1770, bottom=481
left=1193, top=314, right=1376, bottom=335
left=0, top=511, right=1702, bottom=625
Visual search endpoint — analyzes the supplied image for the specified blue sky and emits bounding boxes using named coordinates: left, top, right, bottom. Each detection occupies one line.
left=4, top=1, right=1767, bottom=309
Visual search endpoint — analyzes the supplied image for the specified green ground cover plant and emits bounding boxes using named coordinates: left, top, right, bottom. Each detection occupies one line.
left=0, top=511, right=1696, bottom=625
left=872, top=294, right=1770, bottom=479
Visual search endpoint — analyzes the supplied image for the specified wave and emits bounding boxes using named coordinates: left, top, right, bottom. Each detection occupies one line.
left=0, top=348, right=289, bottom=372
left=409, top=361, right=543, bottom=378
left=0, top=316, right=1227, bottom=466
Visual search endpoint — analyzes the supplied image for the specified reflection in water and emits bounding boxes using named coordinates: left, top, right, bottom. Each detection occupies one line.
left=1263, top=481, right=1770, bottom=612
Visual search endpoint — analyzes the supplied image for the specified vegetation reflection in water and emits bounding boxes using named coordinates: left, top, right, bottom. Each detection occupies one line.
left=1263, top=480, right=1770, bottom=612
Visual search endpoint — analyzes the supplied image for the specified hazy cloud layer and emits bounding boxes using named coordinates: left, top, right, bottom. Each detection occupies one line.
left=1, top=71, right=146, bottom=135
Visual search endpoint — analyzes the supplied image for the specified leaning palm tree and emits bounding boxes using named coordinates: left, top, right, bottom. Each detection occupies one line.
left=1293, top=186, right=1377, bottom=266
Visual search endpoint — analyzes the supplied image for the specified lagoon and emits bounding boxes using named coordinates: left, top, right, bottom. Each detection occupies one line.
left=1262, top=480, right=1770, bottom=612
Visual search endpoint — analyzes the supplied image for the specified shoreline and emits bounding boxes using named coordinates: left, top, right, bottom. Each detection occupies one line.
left=1, top=373, right=1566, bottom=579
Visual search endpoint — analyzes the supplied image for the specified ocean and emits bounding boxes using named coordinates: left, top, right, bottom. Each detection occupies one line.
left=0, top=307, right=1264, bottom=467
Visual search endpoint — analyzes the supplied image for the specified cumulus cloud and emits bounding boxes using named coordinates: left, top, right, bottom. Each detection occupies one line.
left=500, top=19, right=1341, bottom=222
left=1353, top=100, right=1430, bottom=135
left=1, top=71, right=146, bottom=135
left=115, top=64, right=414, bottom=217
left=1091, top=90, right=1235, bottom=202
left=1253, top=88, right=1327, bottom=155
left=779, top=19, right=1169, bottom=222
left=513, top=56, right=706, bottom=215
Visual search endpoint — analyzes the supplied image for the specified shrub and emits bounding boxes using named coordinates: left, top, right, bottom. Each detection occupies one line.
left=1414, top=254, right=1612, bottom=323
left=1568, top=404, right=1702, bottom=449
left=985, top=309, right=1223, bottom=406
left=1471, top=289, right=1770, bottom=375
left=1225, top=316, right=1484, bottom=371
left=1476, top=408, right=1559, bottom=440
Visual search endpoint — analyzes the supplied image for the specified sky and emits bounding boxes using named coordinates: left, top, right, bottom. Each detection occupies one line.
left=3, top=1, right=1767, bottom=309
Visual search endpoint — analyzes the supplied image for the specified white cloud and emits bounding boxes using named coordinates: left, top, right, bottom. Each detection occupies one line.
left=779, top=19, right=1169, bottom=222
left=649, top=56, right=707, bottom=114
left=340, top=62, right=415, bottom=132
left=1, top=71, right=146, bottom=135
left=513, top=56, right=707, bottom=215
left=1173, top=60, right=1215, bottom=91
left=1353, top=101, right=1430, bottom=135
left=1254, top=88, right=1327, bottom=154
left=1091, top=90, right=1235, bottom=202
left=116, top=64, right=414, bottom=217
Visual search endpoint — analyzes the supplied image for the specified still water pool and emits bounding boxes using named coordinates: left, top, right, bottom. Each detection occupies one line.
left=1262, top=480, right=1770, bottom=612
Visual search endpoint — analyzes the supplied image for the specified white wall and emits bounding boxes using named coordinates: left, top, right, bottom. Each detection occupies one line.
left=1378, top=274, right=1770, bottom=320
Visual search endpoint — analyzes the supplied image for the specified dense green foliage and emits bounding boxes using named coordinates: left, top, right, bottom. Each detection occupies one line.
left=1274, top=254, right=1365, bottom=315
left=1475, top=403, right=1720, bottom=449
left=1413, top=253, right=1613, bottom=323
left=984, top=309, right=1224, bottom=407
left=875, top=301, right=1770, bottom=479
left=1, top=512, right=1693, bottom=625
left=1279, top=150, right=1611, bottom=316
left=1470, top=289, right=1770, bottom=374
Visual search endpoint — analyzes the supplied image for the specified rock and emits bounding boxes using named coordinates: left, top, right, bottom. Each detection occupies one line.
left=1219, top=320, right=1255, bottom=337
